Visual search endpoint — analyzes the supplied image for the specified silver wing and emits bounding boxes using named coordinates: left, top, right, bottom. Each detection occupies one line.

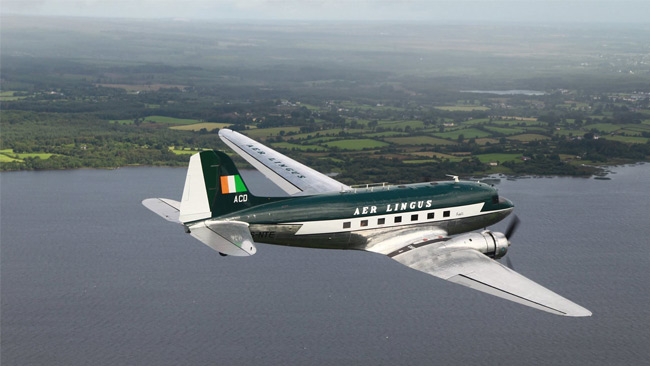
left=386, top=236, right=592, bottom=317
left=219, top=129, right=350, bottom=196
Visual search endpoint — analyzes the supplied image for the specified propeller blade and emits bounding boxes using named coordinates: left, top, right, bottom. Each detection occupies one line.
left=505, top=215, right=520, bottom=240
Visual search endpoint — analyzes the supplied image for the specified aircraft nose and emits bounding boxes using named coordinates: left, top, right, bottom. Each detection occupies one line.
left=500, top=196, right=515, bottom=213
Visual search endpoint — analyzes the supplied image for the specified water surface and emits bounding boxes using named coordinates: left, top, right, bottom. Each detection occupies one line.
left=2, top=165, right=649, bottom=365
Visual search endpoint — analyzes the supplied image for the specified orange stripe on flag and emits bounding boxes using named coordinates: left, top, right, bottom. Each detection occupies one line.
left=220, top=176, right=230, bottom=194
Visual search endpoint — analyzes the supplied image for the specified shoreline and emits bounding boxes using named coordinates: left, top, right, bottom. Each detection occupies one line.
left=1, top=162, right=645, bottom=180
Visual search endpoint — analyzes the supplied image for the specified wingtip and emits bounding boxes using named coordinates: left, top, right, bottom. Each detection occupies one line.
left=558, top=300, right=592, bottom=317
left=565, top=307, right=592, bottom=317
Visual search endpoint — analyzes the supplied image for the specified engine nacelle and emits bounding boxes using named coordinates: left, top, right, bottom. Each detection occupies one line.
left=441, top=231, right=509, bottom=259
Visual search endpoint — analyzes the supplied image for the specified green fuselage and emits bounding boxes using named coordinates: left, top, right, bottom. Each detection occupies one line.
left=216, top=181, right=514, bottom=251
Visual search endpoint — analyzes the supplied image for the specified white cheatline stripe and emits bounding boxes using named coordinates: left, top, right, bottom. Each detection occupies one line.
left=286, top=202, right=510, bottom=235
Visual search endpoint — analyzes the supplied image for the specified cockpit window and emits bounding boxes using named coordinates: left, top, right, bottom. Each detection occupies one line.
left=492, top=195, right=499, bottom=204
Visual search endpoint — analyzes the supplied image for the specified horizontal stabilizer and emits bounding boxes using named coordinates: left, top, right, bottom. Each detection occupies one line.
left=142, top=198, right=181, bottom=223
left=186, top=220, right=257, bottom=256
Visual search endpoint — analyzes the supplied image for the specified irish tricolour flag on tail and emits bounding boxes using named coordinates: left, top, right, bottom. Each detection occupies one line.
left=220, top=175, right=247, bottom=194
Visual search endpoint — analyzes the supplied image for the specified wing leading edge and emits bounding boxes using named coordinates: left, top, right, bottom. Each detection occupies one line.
left=219, top=129, right=349, bottom=196
left=390, top=244, right=592, bottom=317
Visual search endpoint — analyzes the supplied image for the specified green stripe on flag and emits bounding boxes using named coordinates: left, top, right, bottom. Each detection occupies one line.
left=234, top=175, right=247, bottom=192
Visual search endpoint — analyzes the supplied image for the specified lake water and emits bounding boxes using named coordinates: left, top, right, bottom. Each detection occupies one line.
left=2, top=164, right=650, bottom=365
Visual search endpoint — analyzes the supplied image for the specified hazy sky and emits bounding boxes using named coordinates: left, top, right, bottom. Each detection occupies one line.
left=3, top=0, right=650, bottom=23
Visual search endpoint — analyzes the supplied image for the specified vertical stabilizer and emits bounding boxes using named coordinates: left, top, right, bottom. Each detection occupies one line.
left=178, top=150, right=280, bottom=224
left=179, top=153, right=212, bottom=223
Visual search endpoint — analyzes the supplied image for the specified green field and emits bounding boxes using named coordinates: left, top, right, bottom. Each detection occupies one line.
left=599, top=135, right=649, bottom=144
left=524, top=127, right=548, bottom=133
left=289, top=129, right=364, bottom=140
left=461, top=118, right=491, bottom=125
left=271, top=142, right=328, bottom=151
left=243, top=127, right=302, bottom=139
left=474, top=153, right=522, bottom=163
left=407, top=151, right=464, bottom=162
left=17, top=153, right=53, bottom=159
left=403, top=159, right=443, bottom=164
left=114, top=116, right=201, bottom=125
left=385, top=136, right=457, bottom=146
left=474, top=138, right=500, bottom=145
left=363, top=131, right=409, bottom=138
left=0, top=154, right=22, bottom=162
left=622, top=124, right=650, bottom=133
left=484, top=126, right=527, bottom=135
left=507, top=134, right=551, bottom=142
left=322, top=139, right=388, bottom=150
left=0, top=91, right=27, bottom=101
left=170, top=122, right=233, bottom=131
left=303, top=136, right=341, bottom=143
left=433, top=128, right=492, bottom=140
left=554, top=129, right=584, bottom=137
left=146, top=116, right=200, bottom=124
left=0, top=149, right=53, bottom=160
left=378, top=120, right=426, bottom=129
left=169, top=147, right=206, bottom=155
left=491, top=119, right=545, bottom=127
left=421, top=126, right=462, bottom=134
left=408, top=151, right=460, bottom=159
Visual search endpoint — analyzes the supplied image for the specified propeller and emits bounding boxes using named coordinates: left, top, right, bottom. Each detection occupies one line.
left=503, top=215, right=520, bottom=270
left=505, top=215, right=520, bottom=240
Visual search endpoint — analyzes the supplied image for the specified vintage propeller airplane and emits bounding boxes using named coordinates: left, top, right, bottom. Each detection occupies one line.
left=143, top=129, right=591, bottom=317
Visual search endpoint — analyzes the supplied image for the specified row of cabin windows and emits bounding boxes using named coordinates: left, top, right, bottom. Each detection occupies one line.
left=343, top=210, right=451, bottom=229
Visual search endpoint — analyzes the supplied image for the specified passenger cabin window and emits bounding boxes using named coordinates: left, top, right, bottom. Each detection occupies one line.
left=411, top=214, right=418, bottom=221
left=360, top=220, right=368, bottom=227
left=427, top=212, right=435, bottom=219
left=443, top=210, right=450, bottom=217
left=343, top=222, right=351, bottom=229
left=378, top=218, right=386, bottom=225
left=394, top=216, right=402, bottom=223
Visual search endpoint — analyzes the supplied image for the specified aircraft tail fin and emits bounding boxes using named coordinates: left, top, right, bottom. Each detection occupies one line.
left=179, top=150, right=271, bottom=223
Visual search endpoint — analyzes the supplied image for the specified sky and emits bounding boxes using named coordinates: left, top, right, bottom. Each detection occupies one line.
left=3, top=0, right=650, bottom=23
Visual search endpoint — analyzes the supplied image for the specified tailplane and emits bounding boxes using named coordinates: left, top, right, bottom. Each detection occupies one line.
left=143, top=150, right=282, bottom=256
